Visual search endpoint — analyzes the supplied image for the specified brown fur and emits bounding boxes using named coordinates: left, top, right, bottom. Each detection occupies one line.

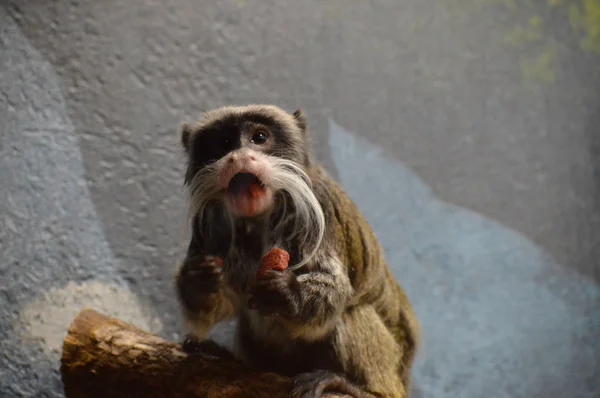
left=310, top=166, right=420, bottom=390
left=174, top=105, right=419, bottom=398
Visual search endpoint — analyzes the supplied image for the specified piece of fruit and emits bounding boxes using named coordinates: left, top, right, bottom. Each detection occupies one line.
left=256, top=247, right=290, bottom=279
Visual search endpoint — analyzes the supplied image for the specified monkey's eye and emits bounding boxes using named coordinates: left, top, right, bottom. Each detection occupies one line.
left=250, top=130, right=269, bottom=145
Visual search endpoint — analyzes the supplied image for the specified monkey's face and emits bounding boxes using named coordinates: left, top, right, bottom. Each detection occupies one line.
left=181, top=105, right=310, bottom=219
left=181, top=105, right=325, bottom=270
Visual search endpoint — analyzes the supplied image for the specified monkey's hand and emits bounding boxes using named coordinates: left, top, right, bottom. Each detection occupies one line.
left=176, top=255, right=224, bottom=313
left=248, top=270, right=302, bottom=318
left=292, top=370, right=373, bottom=398
left=181, top=334, right=235, bottom=359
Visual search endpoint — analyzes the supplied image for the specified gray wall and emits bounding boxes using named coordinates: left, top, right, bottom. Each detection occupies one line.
left=1, top=1, right=599, bottom=397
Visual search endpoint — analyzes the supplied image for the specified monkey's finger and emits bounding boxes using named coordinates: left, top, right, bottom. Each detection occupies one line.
left=181, top=273, right=223, bottom=293
left=258, top=269, right=287, bottom=280
left=195, top=262, right=223, bottom=273
left=203, top=255, right=224, bottom=265
left=291, top=377, right=329, bottom=398
left=255, top=275, right=290, bottom=292
left=181, top=283, right=220, bottom=297
left=293, top=371, right=368, bottom=398
left=290, top=383, right=324, bottom=398
left=184, top=274, right=222, bottom=287
left=184, top=266, right=222, bottom=278
left=196, top=281, right=222, bottom=293
left=182, top=256, right=221, bottom=267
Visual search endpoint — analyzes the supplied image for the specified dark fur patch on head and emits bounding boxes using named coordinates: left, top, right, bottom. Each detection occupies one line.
left=182, top=105, right=311, bottom=185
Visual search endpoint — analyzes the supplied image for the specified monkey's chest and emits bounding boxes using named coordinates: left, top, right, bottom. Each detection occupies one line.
left=219, top=224, right=266, bottom=287
left=237, top=312, right=344, bottom=377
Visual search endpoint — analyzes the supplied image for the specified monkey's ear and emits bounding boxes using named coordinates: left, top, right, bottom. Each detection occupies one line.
left=292, top=109, right=307, bottom=132
left=180, top=122, right=193, bottom=152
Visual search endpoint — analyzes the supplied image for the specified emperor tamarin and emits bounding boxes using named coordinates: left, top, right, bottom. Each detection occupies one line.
left=175, top=104, right=419, bottom=398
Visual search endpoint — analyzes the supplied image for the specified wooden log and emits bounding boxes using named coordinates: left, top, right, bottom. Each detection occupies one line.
left=60, top=307, right=349, bottom=398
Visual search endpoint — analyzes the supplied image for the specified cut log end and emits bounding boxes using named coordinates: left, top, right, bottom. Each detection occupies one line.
left=60, top=307, right=350, bottom=398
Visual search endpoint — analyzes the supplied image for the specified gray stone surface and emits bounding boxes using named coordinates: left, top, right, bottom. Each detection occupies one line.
left=1, top=1, right=599, bottom=397
left=0, top=10, right=163, bottom=397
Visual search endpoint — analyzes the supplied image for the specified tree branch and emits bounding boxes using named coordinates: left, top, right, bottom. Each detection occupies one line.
left=60, top=307, right=349, bottom=398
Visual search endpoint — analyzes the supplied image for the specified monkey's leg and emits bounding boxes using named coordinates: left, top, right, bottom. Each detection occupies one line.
left=300, top=305, right=407, bottom=398
left=176, top=254, right=240, bottom=340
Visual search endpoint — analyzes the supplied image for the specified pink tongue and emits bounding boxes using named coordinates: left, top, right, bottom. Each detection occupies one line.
left=231, top=182, right=264, bottom=216
left=233, top=194, right=256, bottom=216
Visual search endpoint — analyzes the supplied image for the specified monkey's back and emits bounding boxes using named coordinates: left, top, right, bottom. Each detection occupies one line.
left=310, top=165, right=420, bottom=382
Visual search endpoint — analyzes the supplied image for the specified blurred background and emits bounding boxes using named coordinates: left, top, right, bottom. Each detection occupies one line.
left=1, top=1, right=599, bottom=397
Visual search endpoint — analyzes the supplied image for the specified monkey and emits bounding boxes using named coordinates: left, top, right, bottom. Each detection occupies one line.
left=174, top=104, right=420, bottom=398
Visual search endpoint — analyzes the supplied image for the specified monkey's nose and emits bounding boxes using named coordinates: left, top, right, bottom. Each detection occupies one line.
left=229, top=153, right=256, bottom=163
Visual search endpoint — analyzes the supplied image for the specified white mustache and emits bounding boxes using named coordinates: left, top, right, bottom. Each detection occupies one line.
left=184, top=155, right=325, bottom=271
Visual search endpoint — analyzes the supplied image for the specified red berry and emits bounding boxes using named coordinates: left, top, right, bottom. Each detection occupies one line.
left=256, top=247, right=290, bottom=279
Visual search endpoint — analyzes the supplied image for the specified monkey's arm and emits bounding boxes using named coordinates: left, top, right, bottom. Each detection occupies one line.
left=294, top=256, right=353, bottom=331
left=250, top=254, right=353, bottom=340
left=176, top=231, right=240, bottom=340
left=178, top=277, right=240, bottom=340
